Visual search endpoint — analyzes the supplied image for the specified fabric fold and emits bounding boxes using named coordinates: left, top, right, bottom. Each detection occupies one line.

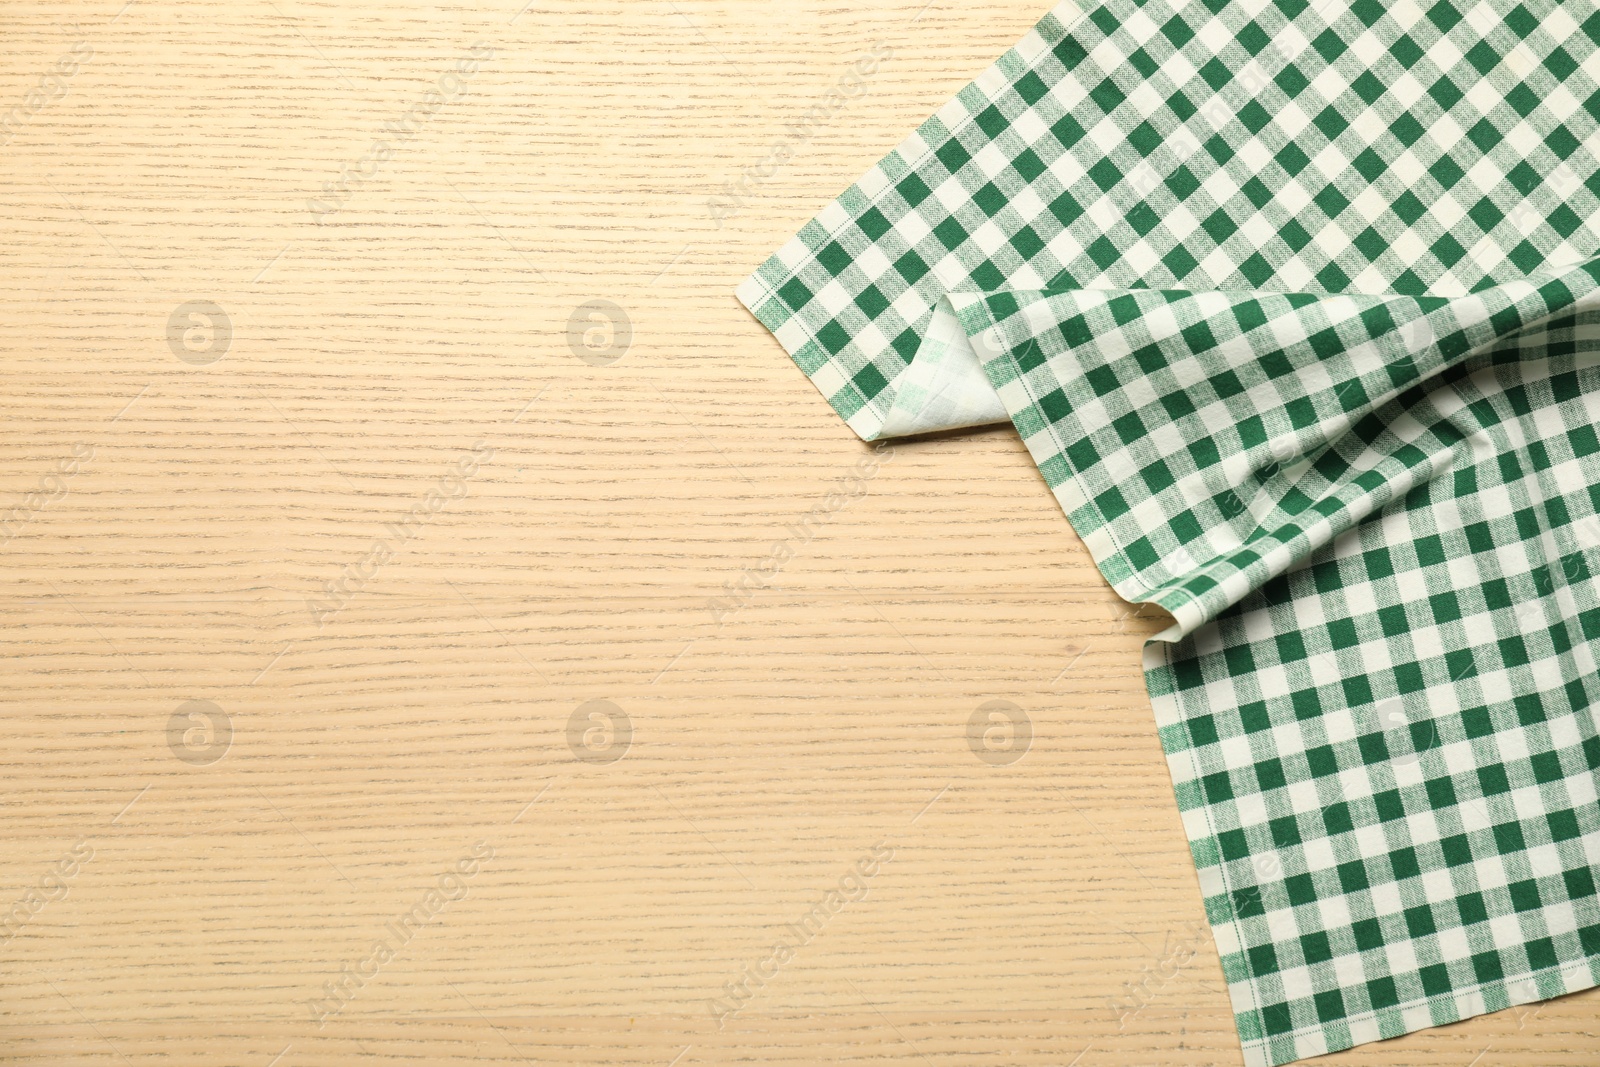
left=945, top=255, right=1600, bottom=639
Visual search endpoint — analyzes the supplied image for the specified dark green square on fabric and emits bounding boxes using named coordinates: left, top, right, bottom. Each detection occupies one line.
left=1286, top=873, right=1317, bottom=907
left=1249, top=942, right=1280, bottom=974
left=1337, top=860, right=1369, bottom=893
left=855, top=206, right=892, bottom=241
left=1015, top=70, right=1049, bottom=104
left=894, top=248, right=930, bottom=284
left=1390, top=847, right=1421, bottom=882
left=1203, top=770, right=1235, bottom=803
left=1375, top=789, right=1407, bottom=823
left=1510, top=879, right=1543, bottom=912
left=933, top=217, right=969, bottom=252
left=851, top=361, right=887, bottom=398
left=855, top=284, right=890, bottom=319
left=1262, top=1001, right=1294, bottom=1035
left=1405, top=905, right=1438, bottom=939
left=777, top=277, right=813, bottom=311
left=1038, top=388, right=1073, bottom=424
left=1472, top=951, right=1505, bottom=983
left=1256, top=757, right=1287, bottom=791
left=817, top=241, right=852, bottom=276
left=974, top=182, right=1009, bottom=217
left=817, top=320, right=852, bottom=355
left=974, top=105, right=1009, bottom=138
left=895, top=172, right=931, bottom=207
left=1420, top=963, right=1452, bottom=996
left=1307, top=745, right=1340, bottom=779
left=935, top=137, right=971, bottom=174
left=1302, top=930, right=1334, bottom=965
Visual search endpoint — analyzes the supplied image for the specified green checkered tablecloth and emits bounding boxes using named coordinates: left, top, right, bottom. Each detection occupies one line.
left=737, top=1, right=1600, bottom=1063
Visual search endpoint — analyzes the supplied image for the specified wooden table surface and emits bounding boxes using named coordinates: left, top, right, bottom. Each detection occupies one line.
left=2, top=1, right=1595, bottom=1063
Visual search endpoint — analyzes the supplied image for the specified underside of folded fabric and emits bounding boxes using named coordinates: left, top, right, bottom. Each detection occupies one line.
left=738, top=2, right=1600, bottom=1064
left=876, top=296, right=1010, bottom=437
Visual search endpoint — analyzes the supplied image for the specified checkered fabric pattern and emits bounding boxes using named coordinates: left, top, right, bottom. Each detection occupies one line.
left=737, top=1, right=1600, bottom=1064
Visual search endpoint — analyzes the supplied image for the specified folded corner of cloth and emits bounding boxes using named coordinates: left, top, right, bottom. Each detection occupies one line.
left=737, top=1, right=1600, bottom=1063
left=736, top=271, right=1015, bottom=441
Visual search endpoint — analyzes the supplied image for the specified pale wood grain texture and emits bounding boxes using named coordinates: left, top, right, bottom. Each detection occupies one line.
left=1, top=1, right=1596, bottom=1064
